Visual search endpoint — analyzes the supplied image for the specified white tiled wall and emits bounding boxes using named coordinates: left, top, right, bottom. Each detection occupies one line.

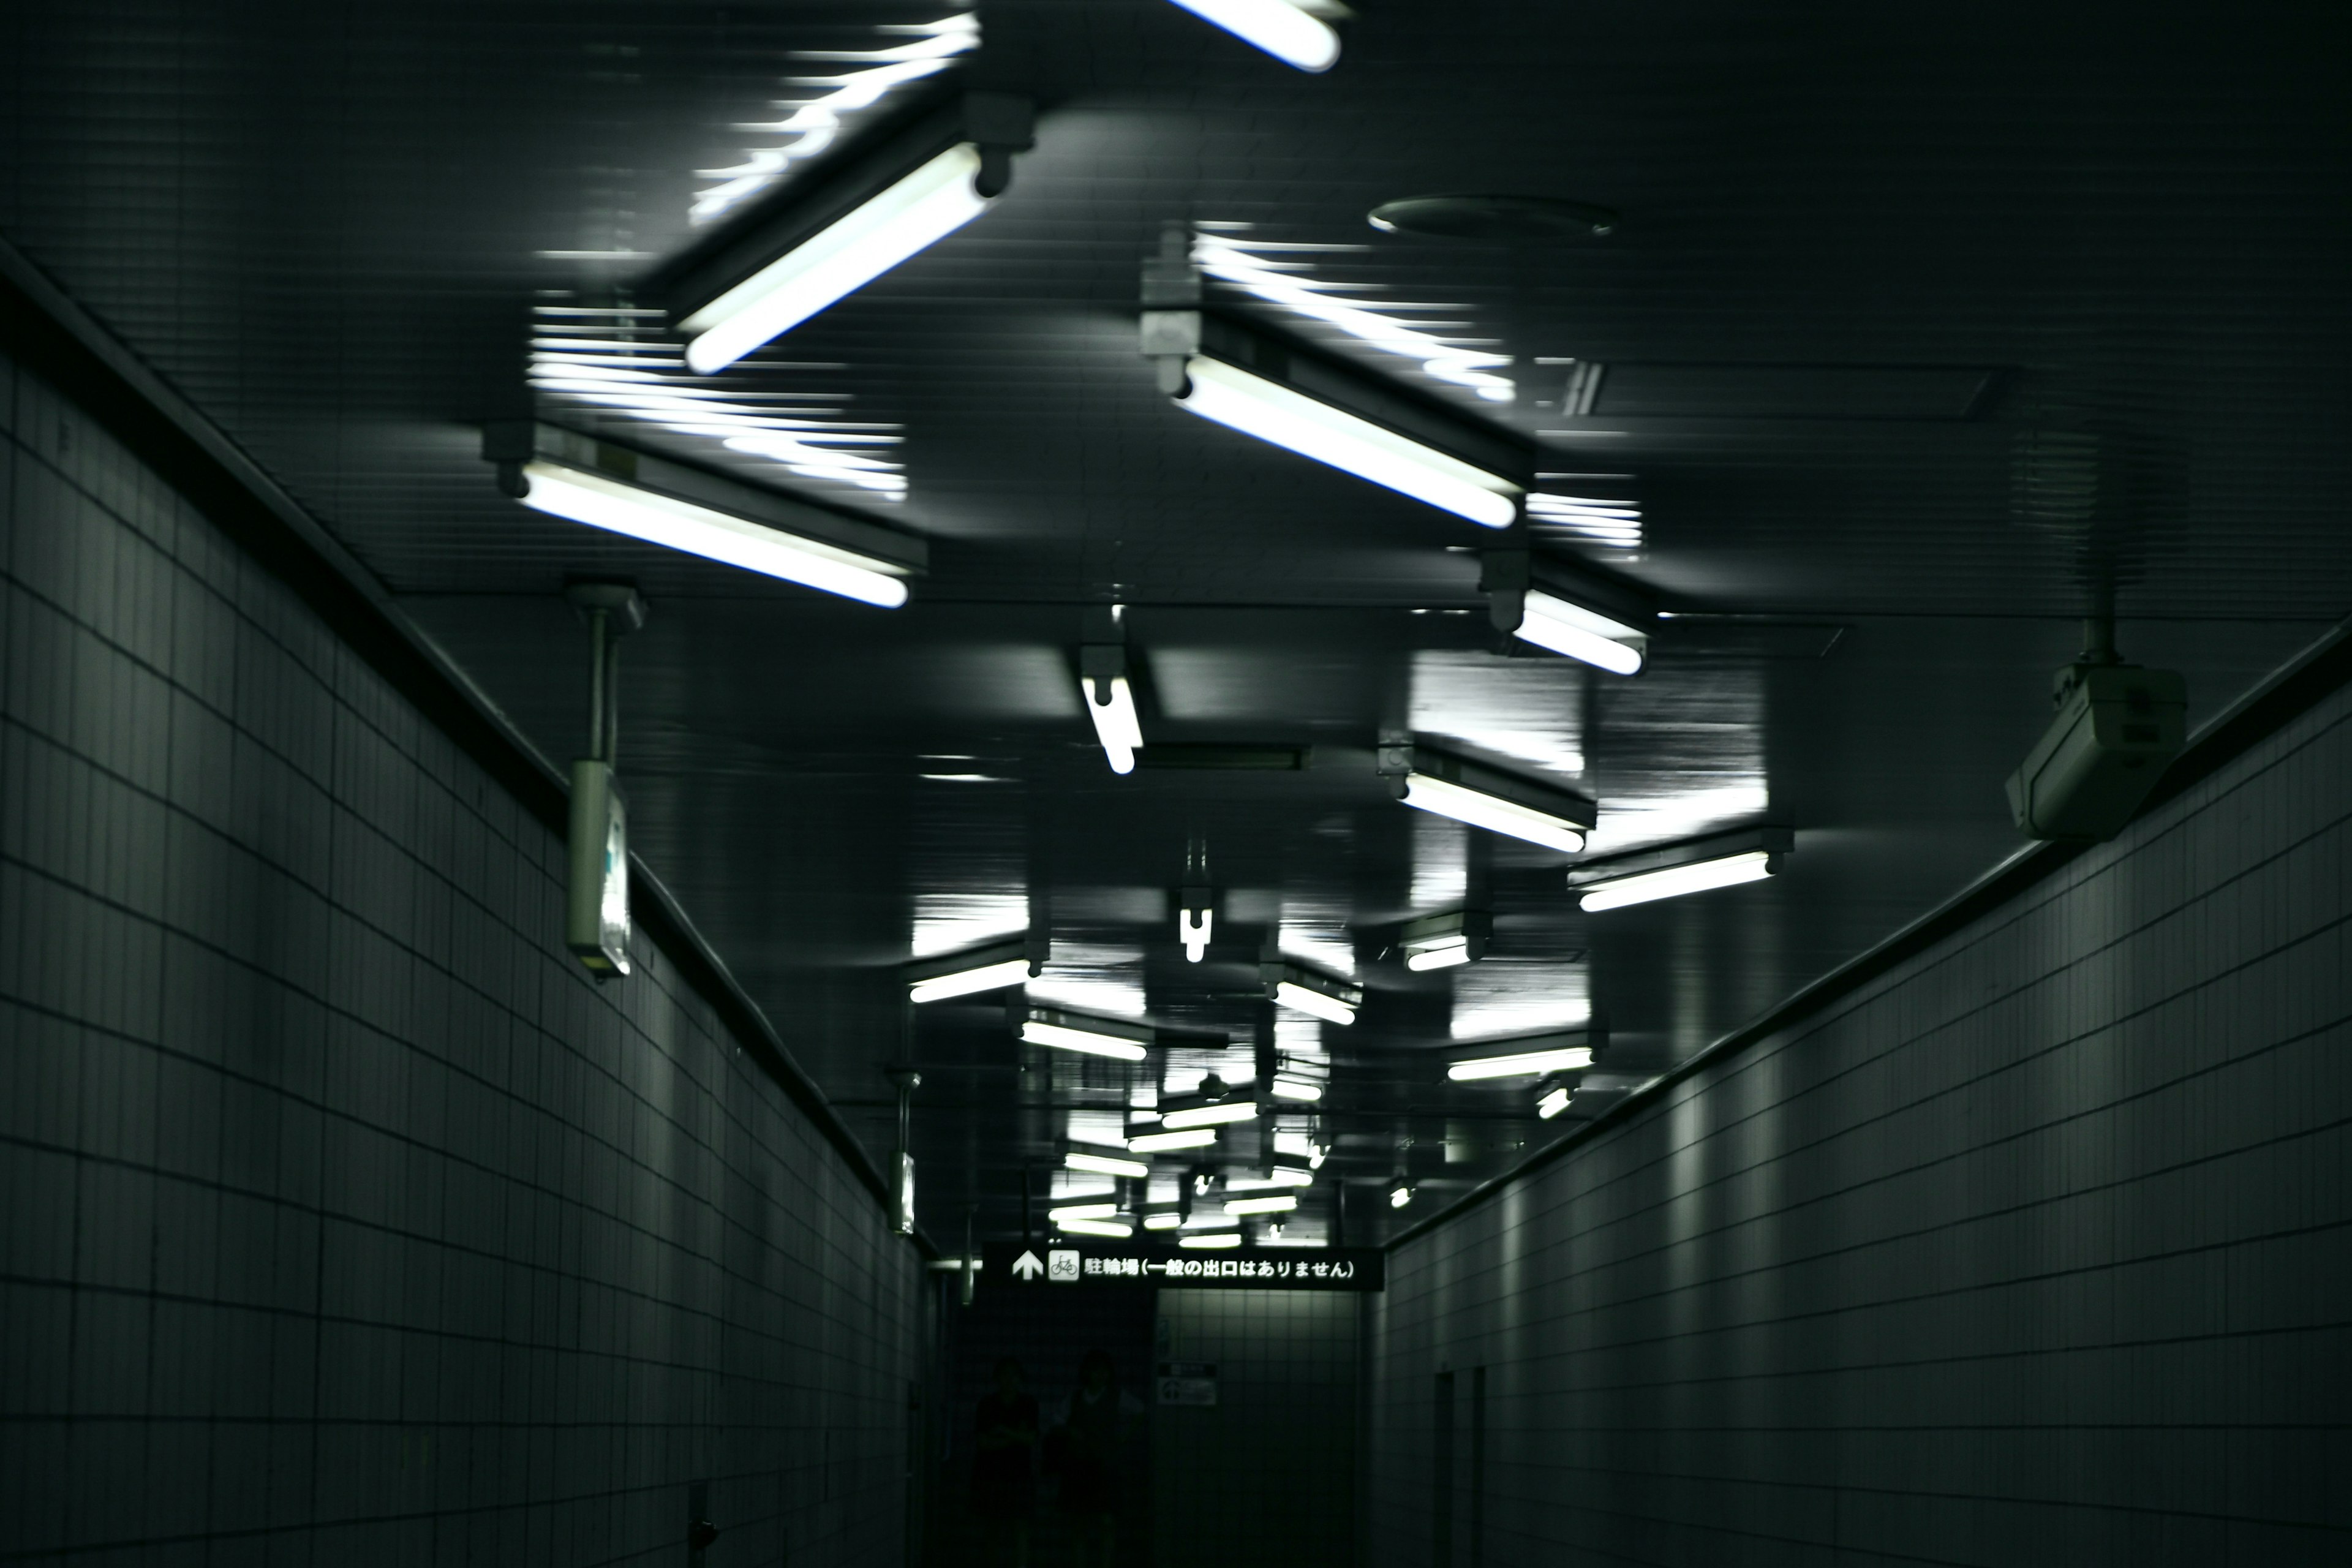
left=1368, top=662, right=2352, bottom=1563
left=0, top=350, right=925, bottom=1566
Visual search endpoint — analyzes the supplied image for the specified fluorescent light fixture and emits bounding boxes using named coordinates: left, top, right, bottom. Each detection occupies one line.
left=1161, top=1101, right=1260, bottom=1131
left=1022, top=1012, right=1152, bottom=1062
left=1406, top=938, right=1472, bottom=971
left=1388, top=1182, right=1414, bottom=1210
left=1517, top=589, right=1647, bottom=675
left=1271, top=1166, right=1316, bottom=1187
left=1180, top=905, right=1212, bottom=962
left=1129, top=1127, right=1220, bottom=1153
left=1537, top=1085, right=1573, bottom=1119
left=1167, top=0, right=1341, bottom=72
left=1401, top=774, right=1586, bottom=854
left=1268, top=1075, right=1324, bottom=1101
left=1449, top=1045, right=1594, bottom=1081
left=1141, top=1211, right=1186, bottom=1231
left=907, top=937, right=1043, bottom=1004
left=1058, top=1218, right=1135, bottom=1239
left=681, top=144, right=992, bottom=374
left=1175, top=356, right=1518, bottom=528
left=1308, top=1145, right=1327, bottom=1170
left=1180, top=1232, right=1244, bottom=1249
left=1066, top=1151, right=1150, bottom=1180
left=515, top=460, right=911, bottom=606
left=1225, top=1193, right=1297, bottom=1215
left=1400, top=909, right=1491, bottom=972
left=1273, top=981, right=1356, bottom=1027
left=1182, top=1211, right=1239, bottom=1229
left=1578, top=850, right=1775, bottom=911
left=1085, top=674, right=1143, bottom=774
left=1048, top=1204, right=1121, bottom=1224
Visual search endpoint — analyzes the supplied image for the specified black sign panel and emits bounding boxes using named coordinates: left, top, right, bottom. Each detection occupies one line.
left=982, top=1242, right=1384, bottom=1292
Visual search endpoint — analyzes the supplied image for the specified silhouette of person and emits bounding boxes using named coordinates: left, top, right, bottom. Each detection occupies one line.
left=1055, top=1349, right=1132, bottom=1568
left=972, top=1357, right=1039, bottom=1567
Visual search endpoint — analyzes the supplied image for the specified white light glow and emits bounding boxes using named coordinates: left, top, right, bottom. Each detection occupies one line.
left=1161, top=1101, right=1261, bottom=1131
left=1225, top=1194, right=1298, bottom=1215
left=1142, top=1212, right=1185, bottom=1231
left=1268, top=1076, right=1324, bottom=1101
left=908, top=957, right=1031, bottom=1003
left=1389, top=1185, right=1413, bottom=1209
left=1167, top=0, right=1339, bottom=70
left=1048, top=1204, right=1120, bottom=1223
left=682, top=143, right=992, bottom=373
left=1400, top=773, right=1586, bottom=854
left=1516, top=590, right=1645, bottom=675
left=1405, top=937, right=1471, bottom=971
left=1179, top=1232, right=1244, bottom=1248
left=1578, top=850, right=1776, bottom=911
left=1271, top=1166, right=1315, bottom=1187
left=1176, top=356, right=1518, bottom=528
left=519, top=462, right=910, bottom=606
left=1058, top=1218, right=1134, bottom=1238
left=1447, top=1046, right=1594, bottom=1081
left=1537, top=1085, right=1572, bottom=1120
left=1083, top=674, right=1144, bottom=775
left=1128, top=1127, right=1220, bottom=1153
left=1180, top=907, right=1212, bottom=962
left=1065, top=1151, right=1149, bottom=1180
left=1273, top=981, right=1357, bottom=1027
left=1526, top=491, right=1642, bottom=550
left=1022, top=1021, right=1149, bottom=1061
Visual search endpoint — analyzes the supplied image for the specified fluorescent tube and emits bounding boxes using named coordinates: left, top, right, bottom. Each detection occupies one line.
left=1273, top=981, right=1357, bottom=1027
left=681, top=143, right=991, bottom=373
left=1400, top=773, right=1587, bottom=854
left=1224, top=1193, right=1297, bottom=1215
left=1577, top=850, right=1775, bottom=911
left=1388, top=1183, right=1413, bottom=1209
left=1179, top=1232, right=1243, bottom=1248
left=1066, top=1151, right=1150, bottom=1180
left=1180, top=907, right=1212, bottom=962
left=517, top=461, right=910, bottom=607
left=1048, top=1203, right=1121, bottom=1223
left=1161, top=1101, right=1260, bottom=1131
left=1083, top=674, right=1144, bottom=775
left=1175, top=356, right=1519, bottom=528
left=1022, top=1020, right=1149, bottom=1061
left=1447, top=1045, right=1594, bottom=1080
left=1404, top=937, right=1471, bottom=971
left=1128, top=1127, right=1220, bottom=1153
left=1167, top=0, right=1340, bottom=72
left=1142, top=1212, right=1185, bottom=1231
left=1537, top=1085, right=1572, bottom=1119
left=1270, top=1166, right=1315, bottom=1187
left=1268, top=1075, right=1324, bottom=1101
left=908, top=957, right=1032, bottom=1004
left=1516, top=589, right=1646, bottom=675
left=1058, top=1218, right=1134, bottom=1238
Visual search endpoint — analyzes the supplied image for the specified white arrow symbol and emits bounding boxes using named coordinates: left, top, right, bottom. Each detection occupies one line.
left=1011, top=1250, right=1045, bottom=1281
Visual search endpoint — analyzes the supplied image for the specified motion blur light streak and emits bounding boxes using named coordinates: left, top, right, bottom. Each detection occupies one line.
left=1166, top=0, right=1340, bottom=72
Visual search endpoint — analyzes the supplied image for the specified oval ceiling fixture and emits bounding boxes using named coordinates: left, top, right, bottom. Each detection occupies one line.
left=1367, top=194, right=1618, bottom=241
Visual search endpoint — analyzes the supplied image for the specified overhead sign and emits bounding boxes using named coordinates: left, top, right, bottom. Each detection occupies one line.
left=1156, top=1363, right=1218, bottom=1406
left=984, top=1243, right=1384, bottom=1292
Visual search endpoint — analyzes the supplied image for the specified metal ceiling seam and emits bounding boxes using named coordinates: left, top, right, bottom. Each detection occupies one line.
left=1383, top=612, right=2352, bottom=1254
left=0, top=232, right=938, bottom=1261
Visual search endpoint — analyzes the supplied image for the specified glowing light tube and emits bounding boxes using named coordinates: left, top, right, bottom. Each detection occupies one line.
left=1273, top=981, right=1357, bottom=1027
left=1577, top=850, right=1776, bottom=911
left=1404, top=937, right=1471, bottom=971
left=1180, top=907, right=1212, bottom=962
left=1083, top=674, right=1144, bottom=775
left=518, top=461, right=910, bottom=606
left=1268, top=1076, right=1323, bottom=1101
left=1175, top=356, right=1519, bottom=528
left=1537, top=1085, right=1572, bottom=1120
left=1225, top=1193, right=1297, bottom=1215
left=1166, top=0, right=1341, bottom=72
left=1161, top=1101, right=1261, bottom=1131
left=1058, top=1218, right=1134, bottom=1238
left=1142, top=1212, right=1185, bottom=1230
left=1048, top=1203, right=1121, bottom=1224
left=1066, top=1151, right=1150, bottom=1180
left=908, top=957, right=1031, bottom=1004
left=1179, top=1231, right=1243, bottom=1248
left=1448, top=1045, right=1594, bottom=1080
left=682, top=143, right=992, bottom=373
left=1128, top=1127, right=1220, bottom=1153
left=1388, top=1183, right=1413, bottom=1209
left=1022, top=1020, right=1148, bottom=1061
left=1516, top=589, right=1646, bottom=675
left=1400, top=773, right=1587, bottom=854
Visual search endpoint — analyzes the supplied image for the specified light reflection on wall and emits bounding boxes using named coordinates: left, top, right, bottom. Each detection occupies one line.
left=690, top=12, right=979, bottom=227
left=528, top=301, right=908, bottom=498
left=1409, top=810, right=1468, bottom=912
left=909, top=888, right=1027, bottom=959
left=1027, top=943, right=1150, bottom=1019
left=1193, top=225, right=1515, bottom=402
left=1449, top=961, right=1591, bottom=1041
left=1408, top=650, right=1586, bottom=778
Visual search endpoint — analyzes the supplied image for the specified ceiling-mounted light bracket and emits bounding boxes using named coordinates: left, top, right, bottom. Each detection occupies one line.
left=1398, top=908, right=1492, bottom=971
left=484, top=422, right=926, bottom=605
left=1020, top=1006, right=1155, bottom=1061
left=1377, top=742, right=1596, bottom=854
left=1260, top=957, right=1363, bottom=1025
left=905, top=933, right=1049, bottom=1003
left=1480, top=549, right=1655, bottom=674
left=1567, top=825, right=1795, bottom=911
left=653, top=91, right=1035, bottom=370
left=1446, top=1020, right=1607, bottom=1083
